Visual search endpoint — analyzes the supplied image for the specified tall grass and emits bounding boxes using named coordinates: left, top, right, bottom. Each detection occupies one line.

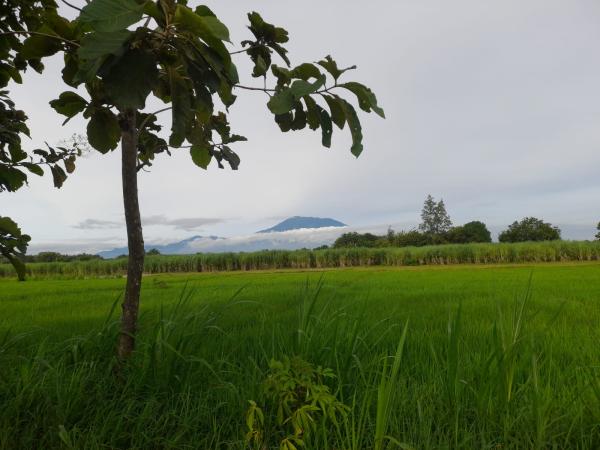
left=2, top=240, right=600, bottom=279
left=1, top=275, right=599, bottom=449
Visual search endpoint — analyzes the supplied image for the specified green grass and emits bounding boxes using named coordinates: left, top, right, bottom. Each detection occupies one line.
left=1, top=263, right=599, bottom=448
left=2, top=240, right=600, bottom=279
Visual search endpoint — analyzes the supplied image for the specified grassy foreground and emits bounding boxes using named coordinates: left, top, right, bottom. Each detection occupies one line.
left=2, top=240, right=600, bottom=279
left=1, top=264, right=599, bottom=448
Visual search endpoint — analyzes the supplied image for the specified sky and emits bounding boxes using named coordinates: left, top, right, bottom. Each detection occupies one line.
left=3, top=0, right=600, bottom=253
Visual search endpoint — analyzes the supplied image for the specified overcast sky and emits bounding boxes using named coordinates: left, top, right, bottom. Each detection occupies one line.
left=3, top=0, right=600, bottom=253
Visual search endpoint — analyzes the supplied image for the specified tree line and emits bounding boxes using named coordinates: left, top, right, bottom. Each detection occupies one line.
left=332, top=195, right=591, bottom=249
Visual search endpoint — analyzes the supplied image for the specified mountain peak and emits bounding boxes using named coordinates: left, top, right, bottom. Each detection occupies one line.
left=257, top=216, right=347, bottom=233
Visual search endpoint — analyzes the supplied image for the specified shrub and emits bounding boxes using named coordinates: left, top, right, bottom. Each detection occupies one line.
left=393, top=229, right=431, bottom=247
left=245, top=357, right=349, bottom=449
left=333, top=232, right=380, bottom=248
left=446, top=221, right=492, bottom=244
left=499, top=217, right=561, bottom=242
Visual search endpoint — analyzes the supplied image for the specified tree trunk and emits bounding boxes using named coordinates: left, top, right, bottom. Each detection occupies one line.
left=117, top=109, right=144, bottom=360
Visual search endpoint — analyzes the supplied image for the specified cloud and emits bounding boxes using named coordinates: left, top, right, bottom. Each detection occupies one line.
left=142, top=215, right=225, bottom=231
left=73, top=219, right=122, bottom=230
left=72, top=215, right=225, bottom=232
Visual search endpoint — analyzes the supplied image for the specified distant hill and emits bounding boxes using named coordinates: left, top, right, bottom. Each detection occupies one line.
left=97, top=235, right=222, bottom=259
left=257, top=216, right=346, bottom=233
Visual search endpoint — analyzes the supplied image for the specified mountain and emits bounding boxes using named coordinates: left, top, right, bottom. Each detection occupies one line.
left=97, top=235, right=223, bottom=259
left=96, top=217, right=348, bottom=257
left=257, top=216, right=347, bottom=233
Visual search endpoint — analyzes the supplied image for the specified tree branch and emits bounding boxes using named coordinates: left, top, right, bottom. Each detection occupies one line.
left=234, top=84, right=276, bottom=93
left=138, top=107, right=172, bottom=130
left=0, top=31, right=79, bottom=47
left=60, top=0, right=82, bottom=11
left=234, top=84, right=339, bottom=96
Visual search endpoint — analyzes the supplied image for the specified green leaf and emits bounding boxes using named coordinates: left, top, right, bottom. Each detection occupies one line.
left=64, top=156, right=76, bottom=174
left=274, top=112, right=293, bottom=132
left=103, top=49, right=158, bottom=110
left=0, top=167, right=27, bottom=192
left=0, top=216, right=21, bottom=237
left=19, top=26, right=62, bottom=60
left=50, top=165, right=67, bottom=188
left=267, top=76, right=326, bottom=114
left=318, top=106, right=332, bottom=148
left=76, top=30, right=132, bottom=84
left=317, top=55, right=356, bottom=82
left=267, top=90, right=295, bottom=115
left=194, top=86, right=214, bottom=122
left=323, top=95, right=345, bottom=129
left=87, top=108, right=120, bottom=153
left=247, top=12, right=289, bottom=44
left=253, top=55, right=268, bottom=78
left=291, top=63, right=321, bottom=80
left=291, top=103, right=307, bottom=131
left=174, top=5, right=231, bottom=42
left=190, top=145, right=212, bottom=169
left=78, top=30, right=132, bottom=61
left=21, top=163, right=44, bottom=177
left=49, top=91, right=88, bottom=123
left=303, top=96, right=320, bottom=130
left=340, top=82, right=385, bottom=118
left=339, top=99, right=363, bottom=157
left=221, top=146, right=240, bottom=170
left=169, top=69, right=193, bottom=147
left=290, top=76, right=326, bottom=98
left=79, top=0, right=145, bottom=32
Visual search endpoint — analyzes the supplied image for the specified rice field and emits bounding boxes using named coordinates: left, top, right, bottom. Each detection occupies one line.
left=2, top=240, right=600, bottom=279
left=1, top=263, right=599, bottom=449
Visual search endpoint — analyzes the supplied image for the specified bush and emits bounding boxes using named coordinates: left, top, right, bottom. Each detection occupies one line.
left=333, top=232, right=380, bottom=248
left=393, top=229, right=431, bottom=247
left=499, top=217, right=561, bottom=243
left=446, top=221, right=492, bottom=244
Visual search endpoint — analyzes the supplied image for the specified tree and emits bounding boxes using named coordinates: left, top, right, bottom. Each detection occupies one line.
left=146, top=248, right=160, bottom=256
left=1, top=0, right=82, bottom=282
left=419, top=195, right=452, bottom=235
left=498, top=217, right=561, bottom=243
left=595, top=222, right=600, bottom=241
left=393, top=229, right=431, bottom=247
left=333, top=232, right=380, bottom=248
left=5, top=1, right=384, bottom=359
left=0, top=216, right=30, bottom=281
left=446, top=221, right=492, bottom=244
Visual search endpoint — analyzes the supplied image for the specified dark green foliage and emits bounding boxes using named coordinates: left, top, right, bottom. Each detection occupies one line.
left=0, top=0, right=59, bottom=82
left=0, top=216, right=30, bottom=280
left=20, top=252, right=103, bottom=263
left=333, top=231, right=380, bottom=248
left=595, top=222, right=600, bottom=241
left=499, top=217, right=561, bottom=243
left=446, top=221, right=492, bottom=244
left=146, top=248, right=161, bottom=256
left=419, top=195, right=452, bottom=236
left=334, top=220, right=491, bottom=250
left=13, top=2, right=382, bottom=170
left=5, top=241, right=597, bottom=279
left=392, top=229, right=432, bottom=247
left=0, top=89, right=79, bottom=279
left=245, top=357, right=349, bottom=449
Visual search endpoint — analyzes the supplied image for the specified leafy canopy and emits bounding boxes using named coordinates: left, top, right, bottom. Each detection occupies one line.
left=498, top=217, right=561, bottom=243
left=12, top=0, right=383, bottom=172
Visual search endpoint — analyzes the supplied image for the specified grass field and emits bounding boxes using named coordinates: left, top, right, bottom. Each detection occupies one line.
left=1, top=263, right=599, bottom=448
left=2, top=240, right=600, bottom=279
